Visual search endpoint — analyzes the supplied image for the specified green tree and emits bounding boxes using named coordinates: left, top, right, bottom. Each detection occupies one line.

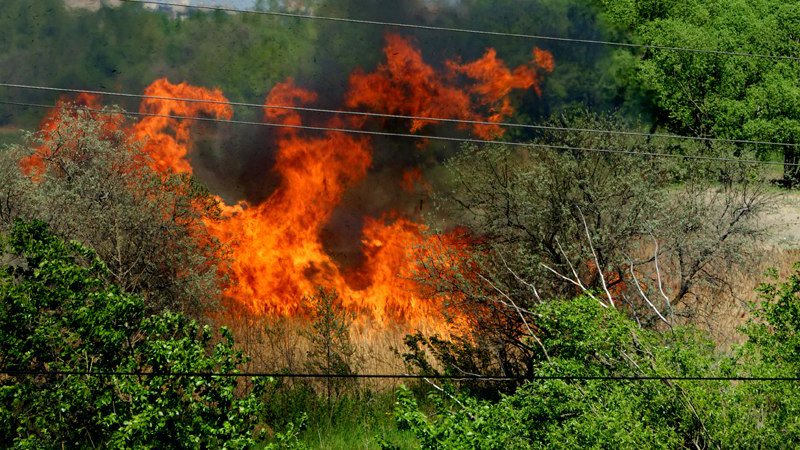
left=599, top=0, right=800, bottom=182
left=0, top=220, right=265, bottom=448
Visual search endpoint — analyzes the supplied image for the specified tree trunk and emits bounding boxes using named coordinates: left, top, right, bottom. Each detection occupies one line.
left=784, top=146, right=800, bottom=187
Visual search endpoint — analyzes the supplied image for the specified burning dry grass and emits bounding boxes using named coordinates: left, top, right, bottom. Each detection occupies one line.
left=21, top=24, right=800, bottom=379
left=221, top=195, right=800, bottom=381
left=17, top=33, right=556, bottom=390
left=222, top=314, right=430, bottom=390
left=20, top=32, right=554, bottom=332
left=222, top=245, right=799, bottom=386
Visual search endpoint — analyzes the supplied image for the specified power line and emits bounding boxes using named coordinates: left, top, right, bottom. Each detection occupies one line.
left=118, top=0, right=800, bottom=62
left=2, top=82, right=795, bottom=149
left=3, top=369, right=800, bottom=382
left=2, top=99, right=795, bottom=167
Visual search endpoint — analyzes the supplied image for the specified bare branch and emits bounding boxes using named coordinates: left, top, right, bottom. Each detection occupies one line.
left=626, top=255, right=671, bottom=327
left=555, top=237, right=587, bottom=291
left=540, top=262, right=607, bottom=308
left=478, top=273, right=551, bottom=362
left=495, top=249, right=542, bottom=303
left=577, top=206, right=615, bottom=308
left=651, top=234, right=673, bottom=318
left=423, top=377, right=473, bottom=418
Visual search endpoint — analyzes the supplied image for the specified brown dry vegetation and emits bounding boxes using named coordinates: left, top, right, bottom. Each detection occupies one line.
left=221, top=192, right=800, bottom=381
left=223, top=313, right=425, bottom=391
left=678, top=192, right=800, bottom=348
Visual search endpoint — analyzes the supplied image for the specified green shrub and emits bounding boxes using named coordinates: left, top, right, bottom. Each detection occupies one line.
left=395, top=291, right=800, bottom=449
left=0, top=220, right=265, bottom=448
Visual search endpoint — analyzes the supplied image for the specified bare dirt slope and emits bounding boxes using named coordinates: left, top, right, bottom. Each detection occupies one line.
left=763, top=191, right=800, bottom=249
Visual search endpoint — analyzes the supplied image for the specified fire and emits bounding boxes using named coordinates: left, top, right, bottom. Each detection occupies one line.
left=204, top=35, right=552, bottom=327
left=203, top=80, right=455, bottom=324
left=132, top=78, right=233, bottom=174
left=347, top=34, right=554, bottom=139
left=30, top=34, right=553, bottom=329
left=205, top=79, right=374, bottom=317
left=20, top=93, right=119, bottom=178
left=400, top=167, right=431, bottom=193
left=448, top=47, right=554, bottom=125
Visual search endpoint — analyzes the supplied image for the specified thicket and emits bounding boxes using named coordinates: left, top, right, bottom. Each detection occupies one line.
left=406, top=111, right=773, bottom=393
left=0, top=108, right=226, bottom=317
left=396, top=277, right=800, bottom=449
left=0, top=220, right=266, bottom=448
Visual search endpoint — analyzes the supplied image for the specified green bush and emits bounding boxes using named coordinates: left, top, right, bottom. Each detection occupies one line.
left=396, top=288, right=800, bottom=449
left=0, top=220, right=265, bottom=448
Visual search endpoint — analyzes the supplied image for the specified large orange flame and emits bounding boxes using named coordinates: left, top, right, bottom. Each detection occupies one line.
left=205, top=80, right=374, bottom=317
left=347, top=34, right=554, bottom=139
left=203, top=35, right=553, bottom=327
left=132, top=78, right=233, bottom=174
left=29, top=34, right=553, bottom=330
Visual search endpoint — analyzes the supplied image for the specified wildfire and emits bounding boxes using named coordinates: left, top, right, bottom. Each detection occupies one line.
left=347, top=34, right=553, bottom=139
left=20, top=93, right=121, bottom=178
left=29, top=34, right=554, bottom=329
left=400, top=167, right=431, bottom=193
left=132, top=78, right=233, bottom=174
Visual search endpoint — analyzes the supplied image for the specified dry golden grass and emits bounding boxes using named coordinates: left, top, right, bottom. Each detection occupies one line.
left=219, top=313, right=433, bottom=391
left=217, top=244, right=800, bottom=382
left=670, top=247, right=800, bottom=349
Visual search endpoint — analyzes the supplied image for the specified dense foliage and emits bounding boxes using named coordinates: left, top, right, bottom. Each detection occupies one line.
left=397, top=286, right=800, bottom=449
left=0, top=220, right=264, bottom=448
left=599, top=0, right=800, bottom=180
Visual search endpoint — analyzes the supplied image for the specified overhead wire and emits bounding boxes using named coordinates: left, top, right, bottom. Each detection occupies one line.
left=1, top=99, right=794, bottom=167
left=1, top=82, right=796, bottom=149
left=118, top=0, right=800, bottom=62
left=3, top=369, right=800, bottom=382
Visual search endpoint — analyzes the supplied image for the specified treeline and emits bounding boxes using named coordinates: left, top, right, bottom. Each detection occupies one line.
left=2, top=0, right=798, bottom=177
left=0, top=0, right=634, bottom=127
left=0, top=0, right=316, bottom=126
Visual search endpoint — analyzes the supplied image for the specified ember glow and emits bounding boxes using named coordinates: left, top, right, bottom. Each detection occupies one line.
left=32, top=34, right=553, bottom=328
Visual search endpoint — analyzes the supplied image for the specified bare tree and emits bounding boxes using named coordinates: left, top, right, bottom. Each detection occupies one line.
left=410, top=111, right=774, bottom=381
